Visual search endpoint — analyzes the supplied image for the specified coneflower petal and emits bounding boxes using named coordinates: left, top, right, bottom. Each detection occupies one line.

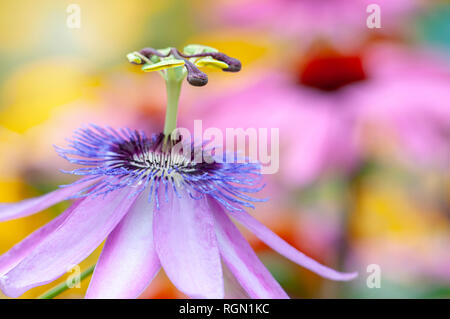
left=86, top=190, right=160, bottom=299
left=0, top=187, right=137, bottom=298
left=153, top=189, right=224, bottom=299
left=228, top=210, right=358, bottom=281
left=211, top=198, right=289, bottom=299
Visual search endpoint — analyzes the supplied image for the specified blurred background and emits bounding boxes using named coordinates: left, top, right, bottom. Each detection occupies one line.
left=0, top=0, right=449, bottom=298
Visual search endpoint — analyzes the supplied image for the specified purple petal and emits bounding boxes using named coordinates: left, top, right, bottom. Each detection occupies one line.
left=85, top=191, right=161, bottom=299
left=222, top=263, right=250, bottom=299
left=153, top=190, right=224, bottom=299
left=0, top=199, right=83, bottom=276
left=227, top=210, right=358, bottom=281
left=0, top=178, right=96, bottom=222
left=0, top=188, right=137, bottom=297
left=211, top=199, right=289, bottom=299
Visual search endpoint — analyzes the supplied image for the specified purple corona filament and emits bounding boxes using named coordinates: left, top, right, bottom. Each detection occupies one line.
left=55, top=125, right=265, bottom=212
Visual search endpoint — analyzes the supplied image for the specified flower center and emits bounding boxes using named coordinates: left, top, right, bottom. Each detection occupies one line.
left=58, top=126, right=264, bottom=212
left=109, top=133, right=219, bottom=187
left=297, top=51, right=367, bottom=91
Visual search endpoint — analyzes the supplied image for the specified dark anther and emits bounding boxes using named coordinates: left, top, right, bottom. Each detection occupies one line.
left=170, top=48, right=209, bottom=86
left=187, top=71, right=209, bottom=87
left=184, top=52, right=242, bottom=72
left=210, top=52, right=241, bottom=72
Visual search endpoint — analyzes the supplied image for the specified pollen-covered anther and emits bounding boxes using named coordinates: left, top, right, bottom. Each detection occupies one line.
left=191, top=52, right=242, bottom=72
left=127, top=45, right=241, bottom=86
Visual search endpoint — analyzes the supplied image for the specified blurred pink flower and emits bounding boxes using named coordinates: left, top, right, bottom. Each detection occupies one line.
left=351, top=45, right=450, bottom=166
left=185, top=44, right=450, bottom=186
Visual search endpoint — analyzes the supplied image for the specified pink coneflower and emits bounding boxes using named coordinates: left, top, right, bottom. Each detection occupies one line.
left=188, top=43, right=450, bottom=186
left=187, top=49, right=364, bottom=186
left=351, top=45, right=450, bottom=167
left=0, top=46, right=356, bottom=299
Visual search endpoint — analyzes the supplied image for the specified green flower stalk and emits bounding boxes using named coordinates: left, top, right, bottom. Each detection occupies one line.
left=38, top=265, right=95, bottom=299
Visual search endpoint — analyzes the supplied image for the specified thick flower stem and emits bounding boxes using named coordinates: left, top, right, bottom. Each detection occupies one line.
left=163, top=67, right=183, bottom=137
left=37, top=265, right=96, bottom=299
